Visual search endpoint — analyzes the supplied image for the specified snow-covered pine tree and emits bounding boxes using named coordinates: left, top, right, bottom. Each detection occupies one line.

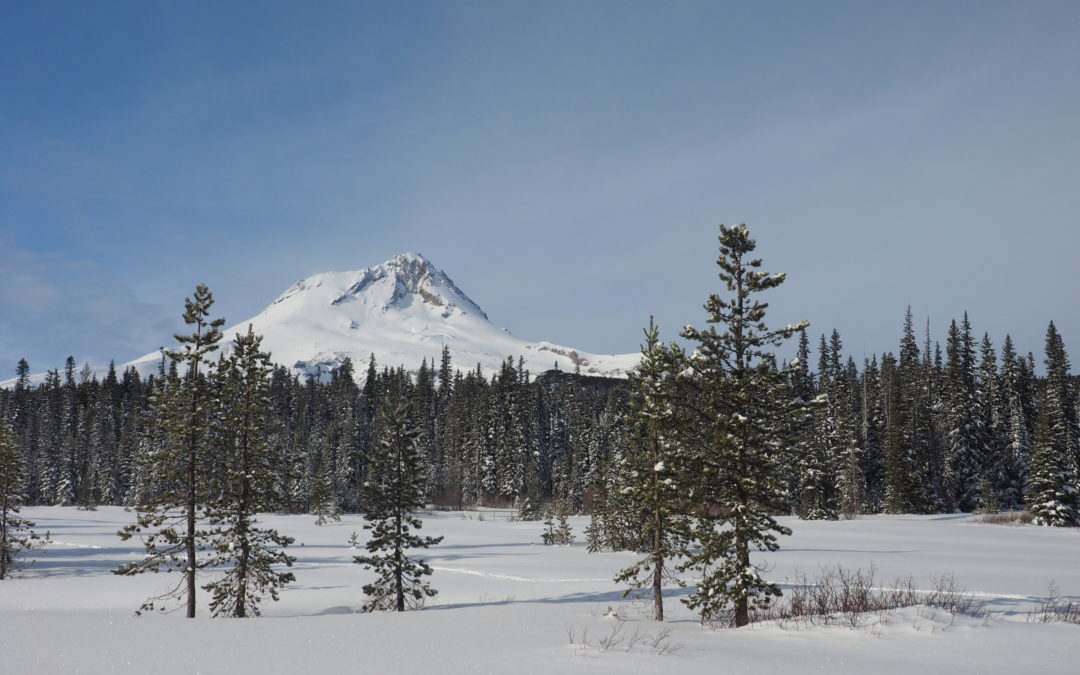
left=884, top=310, right=926, bottom=513
left=1027, top=322, right=1079, bottom=526
left=613, top=317, right=687, bottom=621
left=56, top=357, right=78, bottom=507
left=943, top=317, right=983, bottom=512
left=784, top=331, right=815, bottom=515
left=203, top=326, right=296, bottom=617
left=832, top=348, right=865, bottom=519
left=799, top=334, right=841, bottom=520
left=352, top=373, right=443, bottom=611
left=266, top=365, right=303, bottom=514
left=0, top=420, right=49, bottom=579
left=113, top=284, right=225, bottom=617
left=975, top=333, right=1006, bottom=511
left=859, top=356, right=886, bottom=513
left=493, top=358, right=527, bottom=499
left=307, top=433, right=341, bottom=525
left=35, top=370, right=62, bottom=505
left=923, top=323, right=948, bottom=513
left=329, top=358, right=362, bottom=511
left=676, top=224, right=810, bottom=627
left=997, top=335, right=1032, bottom=509
left=584, top=434, right=634, bottom=551
left=431, top=346, right=456, bottom=504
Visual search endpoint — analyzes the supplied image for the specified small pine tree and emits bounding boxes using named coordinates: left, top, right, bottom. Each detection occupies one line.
left=541, top=504, right=574, bottom=545
left=309, top=465, right=342, bottom=526
left=613, top=318, right=687, bottom=621
left=203, top=326, right=297, bottom=617
left=352, top=376, right=443, bottom=611
left=516, top=476, right=543, bottom=522
left=0, top=420, right=49, bottom=579
left=583, top=515, right=604, bottom=551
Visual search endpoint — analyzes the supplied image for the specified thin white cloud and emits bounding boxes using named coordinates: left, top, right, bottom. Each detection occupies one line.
left=0, top=239, right=171, bottom=373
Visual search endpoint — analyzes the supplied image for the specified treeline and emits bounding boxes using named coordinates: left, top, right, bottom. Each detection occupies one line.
left=0, top=348, right=627, bottom=516
left=778, top=310, right=1077, bottom=524
left=1, top=309, right=1077, bottom=529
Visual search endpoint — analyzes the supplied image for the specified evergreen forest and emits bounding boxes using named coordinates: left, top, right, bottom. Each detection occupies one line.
left=2, top=307, right=1077, bottom=527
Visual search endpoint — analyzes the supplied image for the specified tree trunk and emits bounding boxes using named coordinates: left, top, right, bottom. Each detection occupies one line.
left=733, top=515, right=750, bottom=627
left=652, top=504, right=664, bottom=621
left=186, top=488, right=196, bottom=618
left=395, top=511, right=404, bottom=611
left=0, top=502, right=9, bottom=580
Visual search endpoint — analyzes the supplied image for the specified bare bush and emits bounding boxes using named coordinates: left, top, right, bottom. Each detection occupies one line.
left=923, top=573, right=983, bottom=615
left=1028, top=582, right=1080, bottom=625
left=567, top=618, right=685, bottom=655
left=749, top=565, right=981, bottom=629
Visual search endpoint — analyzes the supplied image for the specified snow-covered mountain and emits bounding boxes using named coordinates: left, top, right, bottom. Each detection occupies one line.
left=122, top=253, right=639, bottom=381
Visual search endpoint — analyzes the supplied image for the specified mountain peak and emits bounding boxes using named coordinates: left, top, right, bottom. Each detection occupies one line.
left=269, top=253, right=487, bottom=321
left=98, top=253, right=639, bottom=384
left=329, top=253, right=488, bottom=321
left=386, top=251, right=429, bottom=266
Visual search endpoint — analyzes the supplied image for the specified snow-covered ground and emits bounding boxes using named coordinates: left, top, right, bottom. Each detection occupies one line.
left=3, top=507, right=1078, bottom=674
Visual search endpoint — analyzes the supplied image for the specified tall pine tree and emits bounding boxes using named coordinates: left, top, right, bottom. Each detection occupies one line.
left=114, top=284, right=225, bottom=617
left=677, top=224, right=809, bottom=627
left=1027, top=322, right=1079, bottom=526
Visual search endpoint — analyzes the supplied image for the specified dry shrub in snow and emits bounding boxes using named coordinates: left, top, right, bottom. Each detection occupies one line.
left=566, top=618, right=684, bottom=655
left=746, top=564, right=982, bottom=629
left=1027, top=582, right=1080, bottom=625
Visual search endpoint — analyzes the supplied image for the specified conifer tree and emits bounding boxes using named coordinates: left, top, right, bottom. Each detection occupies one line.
left=328, top=358, right=362, bottom=511
left=352, top=373, right=443, bottom=611
left=943, top=318, right=982, bottom=511
left=1028, top=322, right=1079, bottom=526
left=799, top=334, right=841, bottom=520
left=859, top=356, right=886, bottom=512
left=676, top=224, right=809, bottom=627
left=586, top=404, right=641, bottom=552
left=203, top=326, right=296, bottom=617
left=998, top=335, right=1031, bottom=508
left=976, top=334, right=1005, bottom=511
left=613, top=318, right=687, bottom=621
left=541, top=501, right=575, bottom=545
left=114, top=284, right=225, bottom=617
left=833, top=352, right=865, bottom=518
left=0, top=420, right=48, bottom=579
left=923, top=322, right=948, bottom=512
left=785, top=331, right=815, bottom=514
left=884, top=310, right=924, bottom=513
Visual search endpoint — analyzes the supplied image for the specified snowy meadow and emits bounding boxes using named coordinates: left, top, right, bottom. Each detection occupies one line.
left=3, top=506, right=1078, bottom=674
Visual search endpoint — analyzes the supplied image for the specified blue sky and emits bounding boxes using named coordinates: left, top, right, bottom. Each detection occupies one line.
left=3, top=0, right=1079, bottom=374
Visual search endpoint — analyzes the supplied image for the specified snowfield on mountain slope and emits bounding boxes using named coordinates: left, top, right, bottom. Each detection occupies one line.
left=0, top=253, right=639, bottom=389
left=120, top=252, right=640, bottom=382
left=3, top=508, right=1079, bottom=674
